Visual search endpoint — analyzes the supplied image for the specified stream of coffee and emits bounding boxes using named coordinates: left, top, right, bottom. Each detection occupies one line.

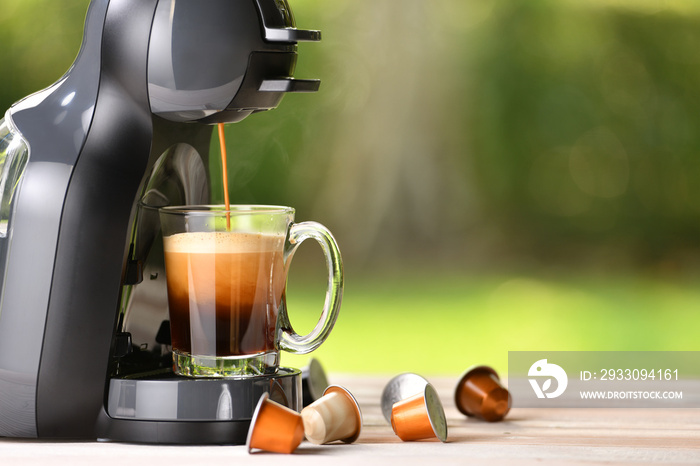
left=217, top=123, right=231, bottom=230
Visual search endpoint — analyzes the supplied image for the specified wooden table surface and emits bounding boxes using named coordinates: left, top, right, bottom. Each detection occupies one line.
left=2, top=374, right=699, bottom=465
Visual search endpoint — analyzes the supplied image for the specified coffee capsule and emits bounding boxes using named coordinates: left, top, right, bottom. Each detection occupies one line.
left=380, top=373, right=430, bottom=423
left=301, top=385, right=362, bottom=445
left=301, top=358, right=330, bottom=407
left=247, top=393, right=305, bottom=454
left=454, top=365, right=512, bottom=422
left=390, top=383, right=448, bottom=442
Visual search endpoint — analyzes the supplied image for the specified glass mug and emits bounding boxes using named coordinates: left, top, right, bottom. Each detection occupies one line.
left=158, top=205, right=343, bottom=377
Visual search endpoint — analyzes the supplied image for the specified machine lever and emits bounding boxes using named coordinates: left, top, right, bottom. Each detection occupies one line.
left=260, top=79, right=321, bottom=93
left=264, top=28, right=321, bottom=42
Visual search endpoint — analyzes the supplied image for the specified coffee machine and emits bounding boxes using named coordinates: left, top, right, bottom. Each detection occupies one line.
left=0, top=0, right=320, bottom=443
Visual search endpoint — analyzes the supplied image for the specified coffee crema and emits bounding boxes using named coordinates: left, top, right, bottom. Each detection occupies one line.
left=163, top=231, right=286, bottom=357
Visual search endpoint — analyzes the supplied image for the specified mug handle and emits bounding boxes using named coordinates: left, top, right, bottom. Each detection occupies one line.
left=278, top=221, right=343, bottom=354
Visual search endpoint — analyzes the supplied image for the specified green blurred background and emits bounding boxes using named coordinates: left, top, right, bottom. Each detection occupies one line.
left=2, top=0, right=700, bottom=375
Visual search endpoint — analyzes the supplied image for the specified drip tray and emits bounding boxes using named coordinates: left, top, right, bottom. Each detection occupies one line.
left=97, top=368, right=301, bottom=445
left=107, top=367, right=301, bottom=421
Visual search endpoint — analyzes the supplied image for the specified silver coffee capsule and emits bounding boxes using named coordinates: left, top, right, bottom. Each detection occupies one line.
left=380, top=373, right=430, bottom=423
left=302, top=358, right=330, bottom=407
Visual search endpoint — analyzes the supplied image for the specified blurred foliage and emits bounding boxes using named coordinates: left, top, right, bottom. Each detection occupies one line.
left=282, top=270, right=700, bottom=374
left=0, top=0, right=88, bottom=110
left=2, top=0, right=700, bottom=276
left=468, top=1, right=700, bottom=275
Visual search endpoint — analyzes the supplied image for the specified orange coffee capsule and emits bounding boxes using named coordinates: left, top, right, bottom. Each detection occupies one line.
left=247, top=393, right=305, bottom=454
left=390, top=383, right=447, bottom=442
left=454, top=365, right=512, bottom=422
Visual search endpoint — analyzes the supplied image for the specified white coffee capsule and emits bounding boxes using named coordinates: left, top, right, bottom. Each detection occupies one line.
left=301, top=385, right=362, bottom=445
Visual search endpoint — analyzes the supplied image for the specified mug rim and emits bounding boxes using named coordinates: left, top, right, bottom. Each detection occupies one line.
left=159, top=204, right=295, bottom=216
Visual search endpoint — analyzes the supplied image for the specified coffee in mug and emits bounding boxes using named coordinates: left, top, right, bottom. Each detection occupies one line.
left=159, top=205, right=343, bottom=377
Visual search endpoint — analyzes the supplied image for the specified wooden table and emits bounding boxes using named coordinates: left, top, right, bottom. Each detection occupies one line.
left=2, top=375, right=699, bottom=465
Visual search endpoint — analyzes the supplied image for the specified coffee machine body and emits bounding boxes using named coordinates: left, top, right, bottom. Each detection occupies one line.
left=0, top=0, right=319, bottom=443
